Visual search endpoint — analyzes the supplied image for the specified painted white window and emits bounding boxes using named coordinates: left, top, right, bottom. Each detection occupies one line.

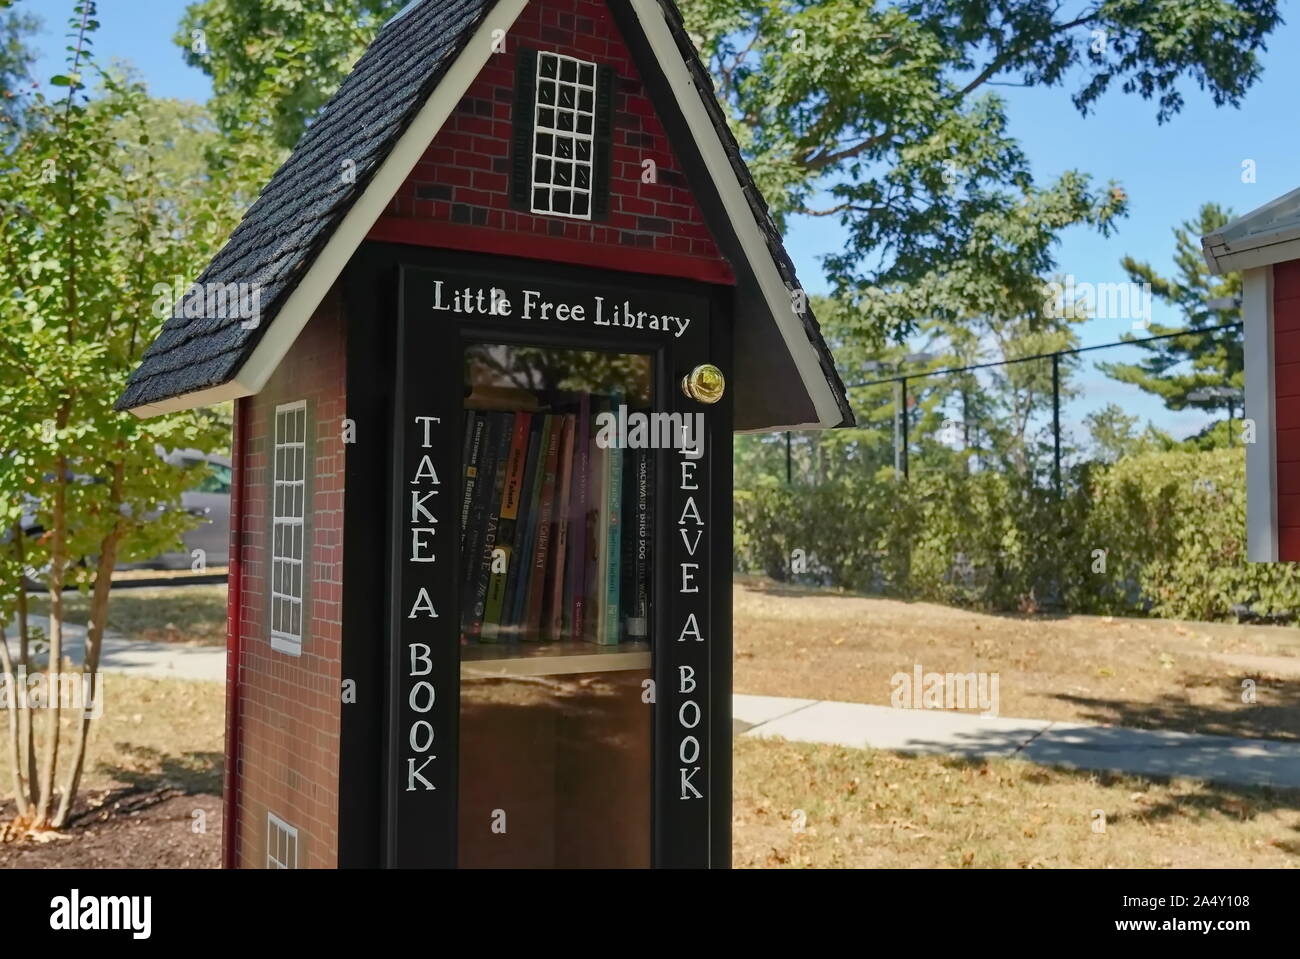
left=531, top=51, right=597, bottom=220
left=271, top=400, right=307, bottom=655
left=267, top=812, right=299, bottom=869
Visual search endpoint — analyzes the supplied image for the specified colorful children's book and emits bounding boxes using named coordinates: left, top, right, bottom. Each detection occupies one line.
left=503, top=416, right=544, bottom=637
left=467, top=412, right=510, bottom=638
left=597, top=390, right=624, bottom=645
left=481, top=411, right=531, bottom=641
left=547, top=414, right=576, bottom=641
left=525, top=414, right=563, bottom=638
left=566, top=393, right=592, bottom=642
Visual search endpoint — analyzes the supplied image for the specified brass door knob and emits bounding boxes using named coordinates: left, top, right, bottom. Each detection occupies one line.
left=682, top=364, right=725, bottom=404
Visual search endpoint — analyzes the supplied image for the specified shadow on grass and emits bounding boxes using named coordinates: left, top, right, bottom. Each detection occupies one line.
left=1048, top=670, right=1300, bottom=741
left=912, top=752, right=1300, bottom=855
left=97, top=743, right=223, bottom=795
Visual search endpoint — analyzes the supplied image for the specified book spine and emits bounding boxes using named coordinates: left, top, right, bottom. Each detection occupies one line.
left=468, top=413, right=510, bottom=638
left=600, top=392, right=624, bottom=645
left=481, top=411, right=531, bottom=641
left=459, top=411, right=483, bottom=552
left=547, top=414, right=576, bottom=641
left=526, top=415, right=563, bottom=637
left=619, top=446, right=636, bottom=638
left=503, top=419, right=543, bottom=637
left=457, top=411, right=486, bottom=635
left=583, top=418, right=606, bottom=644
left=567, top=393, right=591, bottom=642
left=628, top=449, right=651, bottom=639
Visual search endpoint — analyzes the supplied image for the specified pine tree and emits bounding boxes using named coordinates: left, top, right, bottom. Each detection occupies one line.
left=1099, top=203, right=1243, bottom=447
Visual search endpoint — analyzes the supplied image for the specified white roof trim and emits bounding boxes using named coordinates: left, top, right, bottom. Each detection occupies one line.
left=1242, top=266, right=1279, bottom=562
left=629, top=0, right=842, bottom=430
left=129, top=0, right=531, bottom=418
left=1203, top=185, right=1300, bottom=275
left=130, top=0, right=844, bottom=431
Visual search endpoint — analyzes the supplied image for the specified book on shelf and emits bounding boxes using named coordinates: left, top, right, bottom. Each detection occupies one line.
left=481, top=411, right=531, bottom=641
left=596, top=390, right=625, bottom=645
left=566, top=393, right=592, bottom=644
left=502, top=415, right=544, bottom=637
left=546, top=414, right=576, bottom=641
left=461, top=388, right=649, bottom=648
left=621, top=445, right=651, bottom=640
left=462, top=411, right=508, bottom=639
left=525, top=415, right=564, bottom=638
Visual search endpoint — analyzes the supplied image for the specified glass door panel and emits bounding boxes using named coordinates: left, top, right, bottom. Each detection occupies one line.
left=456, top=342, right=654, bottom=868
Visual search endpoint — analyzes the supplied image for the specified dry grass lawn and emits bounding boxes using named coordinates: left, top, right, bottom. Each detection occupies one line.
left=733, top=736, right=1300, bottom=868
left=0, top=673, right=224, bottom=798
left=27, top=584, right=228, bottom=646
left=733, top=576, right=1300, bottom=740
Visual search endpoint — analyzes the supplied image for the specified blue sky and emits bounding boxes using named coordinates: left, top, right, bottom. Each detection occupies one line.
left=26, top=0, right=1298, bottom=444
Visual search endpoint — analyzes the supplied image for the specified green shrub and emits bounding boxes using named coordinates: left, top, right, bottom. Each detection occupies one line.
left=734, top=448, right=1300, bottom=621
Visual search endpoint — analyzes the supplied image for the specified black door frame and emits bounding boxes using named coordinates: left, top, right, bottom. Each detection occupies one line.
left=340, top=243, right=732, bottom=868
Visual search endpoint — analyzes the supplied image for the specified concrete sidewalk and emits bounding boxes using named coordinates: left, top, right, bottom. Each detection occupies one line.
left=734, top=693, right=1300, bottom=791
left=4, top=616, right=225, bottom=683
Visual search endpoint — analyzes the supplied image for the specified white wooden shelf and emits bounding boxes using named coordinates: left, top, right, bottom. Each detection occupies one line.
left=461, top=640, right=651, bottom=678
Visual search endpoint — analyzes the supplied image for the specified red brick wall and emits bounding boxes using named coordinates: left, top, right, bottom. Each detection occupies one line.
left=1274, top=260, right=1300, bottom=560
left=369, top=0, right=733, bottom=285
left=231, top=291, right=347, bottom=868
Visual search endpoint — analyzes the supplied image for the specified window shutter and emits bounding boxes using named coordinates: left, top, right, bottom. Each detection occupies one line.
left=592, top=63, right=615, bottom=219
left=510, top=48, right=539, bottom=210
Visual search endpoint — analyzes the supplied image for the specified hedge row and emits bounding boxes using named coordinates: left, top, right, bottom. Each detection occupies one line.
left=734, top=448, right=1300, bottom=621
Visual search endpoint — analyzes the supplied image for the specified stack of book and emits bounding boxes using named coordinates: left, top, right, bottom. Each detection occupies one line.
left=459, top=389, right=653, bottom=645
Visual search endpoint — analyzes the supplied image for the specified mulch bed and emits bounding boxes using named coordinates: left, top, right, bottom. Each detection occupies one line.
left=0, top=788, right=220, bottom=868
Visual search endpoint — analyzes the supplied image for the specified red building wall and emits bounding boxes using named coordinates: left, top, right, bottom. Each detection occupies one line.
left=369, top=0, right=733, bottom=286
left=229, top=290, right=347, bottom=868
left=1274, top=260, right=1300, bottom=560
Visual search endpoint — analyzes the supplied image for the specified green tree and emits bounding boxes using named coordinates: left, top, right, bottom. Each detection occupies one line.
left=1083, top=402, right=1175, bottom=463
left=177, top=0, right=406, bottom=150
left=0, top=2, right=41, bottom=136
left=0, top=2, right=234, bottom=829
left=1099, top=202, right=1244, bottom=447
left=683, top=0, right=1277, bottom=340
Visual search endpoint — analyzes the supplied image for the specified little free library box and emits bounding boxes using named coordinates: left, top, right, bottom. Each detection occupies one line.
left=119, top=0, right=851, bottom=869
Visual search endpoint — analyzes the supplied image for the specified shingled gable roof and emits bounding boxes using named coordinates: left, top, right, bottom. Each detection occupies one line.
left=118, top=0, right=854, bottom=431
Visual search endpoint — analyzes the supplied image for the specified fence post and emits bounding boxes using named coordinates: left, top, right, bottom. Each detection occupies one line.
left=900, top=376, right=909, bottom=479
left=1052, top=352, right=1061, bottom=499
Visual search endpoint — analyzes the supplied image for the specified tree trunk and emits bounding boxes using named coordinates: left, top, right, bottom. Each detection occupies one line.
left=12, top=525, right=36, bottom=806
left=33, top=454, right=68, bottom=827
left=53, top=462, right=123, bottom=828
left=0, top=625, right=29, bottom=818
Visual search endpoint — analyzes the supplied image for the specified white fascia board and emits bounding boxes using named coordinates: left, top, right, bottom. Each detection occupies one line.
left=1211, top=231, right=1300, bottom=275
left=129, top=0, right=530, bottom=418
left=629, top=0, right=844, bottom=432
left=1243, top=266, right=1278, bottom=562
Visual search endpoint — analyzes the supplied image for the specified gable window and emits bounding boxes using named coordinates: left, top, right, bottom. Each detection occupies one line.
left=512, top=49, right=613, bottom=219
left=532, top=52, right=597, bottom=218
left=267, top=812, right=298, bottom=868
left=270, top=400, right=307, bottom=655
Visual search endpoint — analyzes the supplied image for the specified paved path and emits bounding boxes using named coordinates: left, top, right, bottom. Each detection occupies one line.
left=9, top=623, right=1297, bottom=790
left=5, top=616, right=225, bottom=683
left=734, top=693, right=1300, bottom=790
